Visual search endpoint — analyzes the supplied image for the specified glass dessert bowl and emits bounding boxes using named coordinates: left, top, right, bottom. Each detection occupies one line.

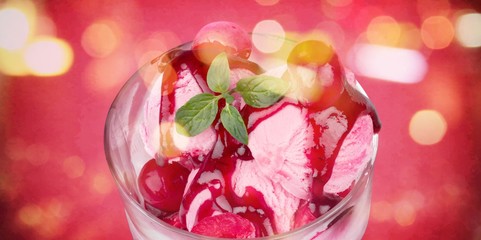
left=104, top=21, right=381, bottom=240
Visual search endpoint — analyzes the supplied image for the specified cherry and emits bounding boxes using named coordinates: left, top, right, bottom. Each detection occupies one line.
left=191, top=212, right=255, bottom=238
left=138, top=159, right=190, bottom=213
left=287, top=40, right=334, bottom=66
left=192, top=21, right=252, bottom=64
left=285, top=40, right=344, bottom=109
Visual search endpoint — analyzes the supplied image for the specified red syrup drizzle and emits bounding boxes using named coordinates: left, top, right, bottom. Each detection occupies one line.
left=151, top=49, right=381, bottom=237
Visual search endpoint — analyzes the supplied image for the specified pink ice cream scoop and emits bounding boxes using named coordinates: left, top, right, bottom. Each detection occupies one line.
left=137, top=21, right=381, bottom=238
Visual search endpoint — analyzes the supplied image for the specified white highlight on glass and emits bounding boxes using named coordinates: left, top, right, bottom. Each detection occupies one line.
left=252, top=20, right=285, bottom=53
left=350, top=43, right=427, bottom=84
left=455, top=12, right=481, bottom=48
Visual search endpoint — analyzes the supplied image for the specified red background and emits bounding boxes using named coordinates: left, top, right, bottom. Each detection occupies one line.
left=1, top=0, right=481, bottom=239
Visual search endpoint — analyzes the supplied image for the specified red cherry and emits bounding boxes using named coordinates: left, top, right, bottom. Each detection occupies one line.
left=138, top=159, right=190, bottom=213
left=192, top=21, right=252, bottom=64
left=285, top=40, right=344, bottom=108
left=191, top=212, right=256, bottom=238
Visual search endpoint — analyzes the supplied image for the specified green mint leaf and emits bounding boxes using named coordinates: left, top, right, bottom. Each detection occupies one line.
left=236, top=75, right=289, bottom=108
left=220, top=104, right=248, bottom=145
left=175, top=93, right=219, bottom=136
left=222, top=93, right=235, bottom=104
left=207, top=52, right=230, bottom=93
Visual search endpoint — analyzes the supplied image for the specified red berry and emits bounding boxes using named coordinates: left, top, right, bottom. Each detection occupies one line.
left=191, top=212, right=256, bottom=238
left=287, top=40, right=334, bottom=66
left=192, top=21, right=252, bottom=64
left=138, top=159, right=190, bottom=213
left=285, top=40, right=344, bottom=108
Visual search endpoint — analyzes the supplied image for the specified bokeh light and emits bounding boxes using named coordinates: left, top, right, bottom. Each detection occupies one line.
left=0, top=49, right=30, bottom=76
left=255, top=0, right=280, bottom=6
left=134, top=31, right=180, bottom=68
left=252, top=20, right=285, bottom=53
left=91, top=173, right=113, bottom=195
left=83, top=52, right=131, bottom=92
left=81, top=19, right=122, bottom=58
left=350, top=43, right=427, bottom=84
left=371, top=201, right=393, bottom=222
left=393, top=200, right=416, bottom=226
left=409, top=110, right=447, bottom=145
left=366, top=16, right=401, bottom=47
left=455, top=12, right=481, bottom=48
left=321, top=0, right=352, bottom=20
left=421, top=16, right=454, bottom=49
left=63, top=156, right=86, bottom=179
left=23, top=36, right=74, bottom=76
left=326, top=0, right=352, bottom=7
left=0, top=8, right=30, bottom=51
left=17, top=204, right=44, bottom=227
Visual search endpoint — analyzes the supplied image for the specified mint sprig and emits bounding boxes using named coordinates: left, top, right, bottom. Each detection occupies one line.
left=236, top=75, right=289, bottom=108
left=175, top=53, right=289, bottom=145
left=174, top=93, right=220, bottom=136
left=221, top=104, right=248, bottom=145
left=207, top=52, right=230, bottom=93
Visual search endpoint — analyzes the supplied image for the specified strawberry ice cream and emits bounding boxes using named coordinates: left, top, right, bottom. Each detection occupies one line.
left=128, top=21, right=381, bottom=239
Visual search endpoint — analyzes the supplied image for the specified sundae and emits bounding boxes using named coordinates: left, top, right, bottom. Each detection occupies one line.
left=109, top=21, right=381, bottom=239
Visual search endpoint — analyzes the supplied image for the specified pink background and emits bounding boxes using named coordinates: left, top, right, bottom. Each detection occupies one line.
left=1, top=0, right=480, bottom=239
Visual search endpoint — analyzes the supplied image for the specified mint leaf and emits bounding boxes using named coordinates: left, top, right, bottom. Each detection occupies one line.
left=175, top=93, right=219, bottom=136
left=236, top=75, right=289, bottom=108
left=220, top=104, right=248, bottom=145
left=222, top=93, right=234, bottom=104
left=207, top=52, right=230, bottom=93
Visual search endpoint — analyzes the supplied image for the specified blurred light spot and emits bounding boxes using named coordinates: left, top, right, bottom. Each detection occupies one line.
left=18, top=204, right=43, bottom=227
left=421, top=16, right=454, bottom=49
left=36, top=15, right=57, bottom=36
left=321, top=0, right=351, bottom=20
left=417, top=0, right=451, bottom=19
left=5, top=137, right=27, bottom=161
left=443, top=183, right=461, bottom=198
left=134, top=31, right=180, bottom=68
left=0, top=8, right=30, bottom=50
left=91, top=173, right=113, bottom=194
left=24, top=36, right=73, bottom=76
left=255, top=0, right=279, bottom=6
left=326, top=0, right=352, bottom=7
left=455, top=13, right=481, bottom=48
left=350, top=43, right=427, bottom=83
left=315, top=21, right=346, bottom=49
left=0, top=49, right=29, bottom=76
left=409, top=110, right=447, bottom=145
left=81, top=20, right=121, bottom=58
left=83, top=53, right=131, bottom=92
left=252, top=20, right=285, bottom=53
left=396, top=23, right=423, bottom=50
left=394, top=200, right=416, bottom=226
left=402, top=190, right=425, bottom=210
left=366, top=16, right=401, bottom=47
left=26, top=143, right=50, bottom=165
left=63, top=156, right=86, bottom=179
left=46, top=198, right=70, bottom=219
left=371, top=201, right=392, bottom=222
